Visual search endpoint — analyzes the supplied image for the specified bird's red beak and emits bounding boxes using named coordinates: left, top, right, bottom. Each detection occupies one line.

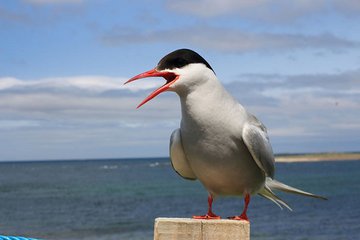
left=124, top=68, right=179, bottom=108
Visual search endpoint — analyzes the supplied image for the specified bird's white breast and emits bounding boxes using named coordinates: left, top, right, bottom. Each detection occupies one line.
left=176, top=76, right=265, bottom=196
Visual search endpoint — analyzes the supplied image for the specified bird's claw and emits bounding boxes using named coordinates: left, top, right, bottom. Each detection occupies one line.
left=228, top=214, right=249, bottom=222
left=193, top=212, right=221, bottom=220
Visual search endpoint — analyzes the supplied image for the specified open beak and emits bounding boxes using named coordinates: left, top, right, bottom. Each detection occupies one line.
left=124, top=68, right=179, bottom=108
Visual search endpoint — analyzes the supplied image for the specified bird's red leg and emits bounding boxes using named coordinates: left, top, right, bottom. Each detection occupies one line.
left=193, top=194, right=221, bottom=219
left=228, top=193, right=250, bottom=221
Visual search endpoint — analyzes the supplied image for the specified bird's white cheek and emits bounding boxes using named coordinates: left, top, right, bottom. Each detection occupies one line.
left=168, top=79, right=182, bottom=91
left=172, top=75, right=191, bottom=88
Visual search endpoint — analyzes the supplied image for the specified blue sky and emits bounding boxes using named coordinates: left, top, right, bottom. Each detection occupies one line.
left=0, top=0, right=359, bottom=161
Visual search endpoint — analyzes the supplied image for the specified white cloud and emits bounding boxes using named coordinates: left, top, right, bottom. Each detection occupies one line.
left=0, top=120, right=41, bottom=129
left=332, top=0, right=360, bottom=14
left=0, top=77, right=23, bottom=90
left=0, top=75, right=163, bottom=93
left=225, top=69, right=360, bottom=146
left=0, top=71, right=359, bottom=160
left=268, top=126, right=314, bottom=137
left=167, top=0, right=360, bottom=20
left=0, top=75, right=179, bottom=124
left=169, top=0, right=323, bottom=19
left=102, top=26, right=357, bottom=53
left=0, top=75, right=180, bottom=160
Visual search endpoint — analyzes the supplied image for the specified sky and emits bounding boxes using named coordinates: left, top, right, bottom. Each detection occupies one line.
left=0, top=0, right=359, bottom=161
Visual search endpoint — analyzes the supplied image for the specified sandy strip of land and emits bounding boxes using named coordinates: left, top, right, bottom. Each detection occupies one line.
left=275, top=153, right=360, bottom=163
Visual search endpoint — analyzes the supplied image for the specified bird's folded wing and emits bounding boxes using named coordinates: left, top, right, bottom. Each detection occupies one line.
left=242, top=122, right=275, bottom=178
left=169, top=129, right=197, bottom=180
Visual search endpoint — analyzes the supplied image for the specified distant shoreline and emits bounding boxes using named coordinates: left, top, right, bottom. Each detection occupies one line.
left=275, top=152, right=360, bottom=163
left=1, top=152, right=359, bottom=163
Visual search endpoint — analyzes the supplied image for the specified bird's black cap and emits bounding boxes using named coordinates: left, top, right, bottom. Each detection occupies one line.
left=156, top=49, right=214, bottom=73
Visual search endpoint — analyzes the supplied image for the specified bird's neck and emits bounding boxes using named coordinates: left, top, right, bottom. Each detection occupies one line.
left=176, top=77, right=241, bottom=131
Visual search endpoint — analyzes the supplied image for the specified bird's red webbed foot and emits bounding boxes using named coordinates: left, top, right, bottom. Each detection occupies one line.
left=193, top=212, right=221, bottom=219
left=228, top=213, right=249, bottom=221
left=228, top=193, right=251, bottom=222
left=193, top=194, right=221, bottom=220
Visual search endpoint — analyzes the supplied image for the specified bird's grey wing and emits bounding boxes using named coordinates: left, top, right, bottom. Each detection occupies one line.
left=242, top=119, right=275, bottom=178
left=169, top=129, right=197, bottom=180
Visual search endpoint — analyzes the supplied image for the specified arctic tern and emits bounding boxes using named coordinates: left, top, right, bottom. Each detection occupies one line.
left=125, top=49, right=326, bottom=221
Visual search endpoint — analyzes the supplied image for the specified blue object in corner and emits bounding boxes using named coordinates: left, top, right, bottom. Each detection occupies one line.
left=0, top=236, right=41, bottom=240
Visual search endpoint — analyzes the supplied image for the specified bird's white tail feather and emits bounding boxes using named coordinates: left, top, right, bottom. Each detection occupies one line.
left=266, top=178, right=327, bottom=200
left=258, top=185, right=293, bottom=211
left=259, top=178, right=327, bottom=210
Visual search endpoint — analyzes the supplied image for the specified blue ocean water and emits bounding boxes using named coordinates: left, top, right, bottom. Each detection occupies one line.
left=0, top=158, right=359, bottom=240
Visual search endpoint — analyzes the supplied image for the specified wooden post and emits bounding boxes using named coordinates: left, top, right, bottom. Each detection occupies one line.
left=154, top=217, right=250, bottom=240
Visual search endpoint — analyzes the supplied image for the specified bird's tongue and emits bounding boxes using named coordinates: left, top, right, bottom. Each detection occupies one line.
left=125, top=69, right=178, bottom=108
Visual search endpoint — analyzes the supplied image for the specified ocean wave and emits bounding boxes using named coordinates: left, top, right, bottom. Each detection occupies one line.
left=100, top=165, right=118, bottom=170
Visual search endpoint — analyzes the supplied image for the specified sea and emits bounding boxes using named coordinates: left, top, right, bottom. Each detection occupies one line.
left=0, top=158, right=359, bottom=240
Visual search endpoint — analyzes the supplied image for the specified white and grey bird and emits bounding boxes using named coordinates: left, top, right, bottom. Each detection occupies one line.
left=125, top=49, right=326, bottom=221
